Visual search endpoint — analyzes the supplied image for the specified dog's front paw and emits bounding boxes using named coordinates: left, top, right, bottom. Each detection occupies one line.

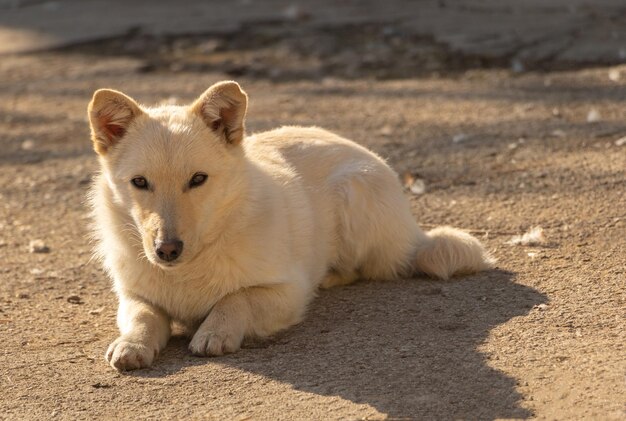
left=189, top=324, right=244, bottom=357
left=105, top=337, right=157, bottom=371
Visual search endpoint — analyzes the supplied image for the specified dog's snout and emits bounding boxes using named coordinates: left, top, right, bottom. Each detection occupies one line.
left=155, top=239, right=184, bottom=262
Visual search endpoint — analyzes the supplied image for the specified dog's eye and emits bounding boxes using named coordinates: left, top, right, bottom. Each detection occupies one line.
left=131, top=176, right=149, bottom=190
left=189, top=173, right=208, bottom=189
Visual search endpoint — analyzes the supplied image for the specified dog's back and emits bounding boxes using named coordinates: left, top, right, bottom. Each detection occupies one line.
left=247, top=126, right=494, bottom=285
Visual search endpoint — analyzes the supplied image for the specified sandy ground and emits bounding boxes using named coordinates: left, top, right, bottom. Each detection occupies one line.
left=0, top=49, right=625, bottom=420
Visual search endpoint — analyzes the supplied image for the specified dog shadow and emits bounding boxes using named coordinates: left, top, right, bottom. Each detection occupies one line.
left=135, top=269, right=544, bottom=419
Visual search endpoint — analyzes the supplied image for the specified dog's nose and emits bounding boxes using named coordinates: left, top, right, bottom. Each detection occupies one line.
left=155, top=240, right=184, bottom=262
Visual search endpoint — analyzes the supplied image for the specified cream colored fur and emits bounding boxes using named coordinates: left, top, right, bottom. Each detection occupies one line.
left=87, top=81, right=494, bottom=371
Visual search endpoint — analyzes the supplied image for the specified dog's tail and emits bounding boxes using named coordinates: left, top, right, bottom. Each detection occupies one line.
left=413, top=226, right=495, bottom=280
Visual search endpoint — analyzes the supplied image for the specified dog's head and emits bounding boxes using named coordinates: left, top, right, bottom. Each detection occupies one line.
left=88, top=81, right=248, bottom=269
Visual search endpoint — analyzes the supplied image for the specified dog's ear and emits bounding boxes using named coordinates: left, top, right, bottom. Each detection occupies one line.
left=88, top=89, right=143, bottom=155
left=191, top=81, right=248, bottom=145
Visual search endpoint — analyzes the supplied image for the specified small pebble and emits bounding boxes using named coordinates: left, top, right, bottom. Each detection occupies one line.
left=29, top=240, right=50, bottom=254
left=21, top=139, right=35, bottom=150
left=614, top=136, right=626, bottom=147
left=550, top=129, right=566, bottom=138
left=88, top=306, right=105, bottom=315
left=67, top=295, right=83, bottom=305
left=452, top=133, right=469, bottom=143
left=15, top=292, right=30, bottom=299
left=408, top=178, right=426, bottom=195
left=586, top=108, right=601, bottom=123
left=401, top=172, right=426, bottom=195
left=537, top=303, right=548, bottom=311
left=608, top=68, right=621, bottom=82
left=379, top=125, right=393, bottom=136
left=508, top=227, right=547, bottom=246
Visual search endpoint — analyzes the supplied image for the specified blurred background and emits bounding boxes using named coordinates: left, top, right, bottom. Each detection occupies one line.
left=2, top=0, right=625, bottom=77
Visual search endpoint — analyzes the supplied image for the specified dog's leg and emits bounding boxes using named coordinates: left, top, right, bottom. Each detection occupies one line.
left=105, top=295, right=171, bottom=371
left=319, top=269, right=359, bottom=289
left=189, top=283, right=309, bottom=356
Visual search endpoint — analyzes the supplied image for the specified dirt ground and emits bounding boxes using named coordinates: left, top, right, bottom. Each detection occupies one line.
left=0, top=42, right=625, bottom=420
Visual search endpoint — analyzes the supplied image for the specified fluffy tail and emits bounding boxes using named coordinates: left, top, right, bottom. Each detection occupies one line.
left=414, top=226, right=495, bottom=280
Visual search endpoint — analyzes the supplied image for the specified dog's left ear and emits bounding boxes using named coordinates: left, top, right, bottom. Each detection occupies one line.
left=191, top=81, right=248, bottom=145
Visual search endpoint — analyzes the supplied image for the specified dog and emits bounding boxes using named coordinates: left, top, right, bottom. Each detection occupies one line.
left=87, top=81, right=494, bottom=371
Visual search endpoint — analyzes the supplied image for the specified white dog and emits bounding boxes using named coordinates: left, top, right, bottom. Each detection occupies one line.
left=87, top=81, right=494, bottom=371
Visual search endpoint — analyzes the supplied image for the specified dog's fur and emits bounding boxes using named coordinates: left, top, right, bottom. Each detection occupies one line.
left=88, top=81, right=494, bottom=371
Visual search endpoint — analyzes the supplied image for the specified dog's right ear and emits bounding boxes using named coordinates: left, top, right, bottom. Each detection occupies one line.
left=191, top=81, right=248, bottom=146
left=88, top=89, right=143, bottom=155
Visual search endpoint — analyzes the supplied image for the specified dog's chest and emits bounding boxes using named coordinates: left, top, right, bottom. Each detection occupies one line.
left=137, top=275, right=228, bottom=323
